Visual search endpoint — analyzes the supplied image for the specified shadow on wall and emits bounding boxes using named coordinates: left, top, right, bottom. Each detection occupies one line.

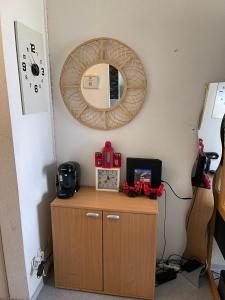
left=37, top=162, right=57, bottom=254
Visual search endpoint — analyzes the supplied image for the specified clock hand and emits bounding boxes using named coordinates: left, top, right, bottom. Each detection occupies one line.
left=29, top=53, right=40, bottom=76
left=30, top=53, right=36, bottom=64
left=27, top=53, right=33, bottom=66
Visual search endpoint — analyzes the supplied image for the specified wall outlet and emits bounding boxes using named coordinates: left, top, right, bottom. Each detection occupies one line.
left=30, top=249, right=45, bottom=275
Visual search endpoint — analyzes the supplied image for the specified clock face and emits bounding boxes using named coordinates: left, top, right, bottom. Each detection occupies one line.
left=15, top=21, right=48, bottom=114
left=96, top=168, right=120, bottom=191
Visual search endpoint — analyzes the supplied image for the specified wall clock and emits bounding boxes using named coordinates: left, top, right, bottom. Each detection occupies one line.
left=14, top=21, right=48, bottom=114
left=96, top=167, right=120, bottom=192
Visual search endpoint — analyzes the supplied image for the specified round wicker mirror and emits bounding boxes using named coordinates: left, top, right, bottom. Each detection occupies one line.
left=60, top=37, right=147, bottom=130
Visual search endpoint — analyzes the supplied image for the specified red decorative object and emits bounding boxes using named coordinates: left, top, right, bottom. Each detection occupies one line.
left=122, top=181, right=164, bottom=199
left=199, top=138, right=204, bottom=155
left=202, top=173, right=211, bottom=189
left=102, top=141, right=114, bottom=168
left=199, top=138, right=211, bottom=189
left=113, top=153, right=122, bottom=168
left=95, top=152, right=102, bottom=167
left=95, top=141, right=122, bottom=168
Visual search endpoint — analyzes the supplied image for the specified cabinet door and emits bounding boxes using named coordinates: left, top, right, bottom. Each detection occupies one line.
left=52, top=207, right=103, bottom=291
left=103, top=211, right=157, bottom=299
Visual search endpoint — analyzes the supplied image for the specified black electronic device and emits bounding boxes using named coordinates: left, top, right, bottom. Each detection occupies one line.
left=56, top=161, right=80, bottom=199
left=126, top=158, right=162, bottom=188
left=215, top=211, right=225, bottom=260
left=181, top=259, right=202, bottom=272
left=218, top=270, right=225, bottom=300
left=192, top=152, right=219, bottom=187
left=191, top=154, right=206, bottom=187
left=156, top=269, right=177, bottom=285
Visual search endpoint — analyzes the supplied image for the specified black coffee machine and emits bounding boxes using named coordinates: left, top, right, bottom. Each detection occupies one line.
left=56, top=161, right=80, bottom=198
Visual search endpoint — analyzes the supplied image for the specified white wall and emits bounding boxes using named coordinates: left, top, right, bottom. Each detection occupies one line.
left=198, top=83, right=224, bottom=171
left=46, top=0, right=225, bottom=258
left=0, top=0, right=56, bottom=298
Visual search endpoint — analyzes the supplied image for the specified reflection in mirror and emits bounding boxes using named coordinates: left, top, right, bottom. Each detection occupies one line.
left=198, top=83, right=225, bottom=285
left=198, top=82, right=225, bottom=173
left=191, top=83, right=224, bottom=189
left=183, top=83, right=225, bottom=276
left=81, top=63, right=124, bottom=109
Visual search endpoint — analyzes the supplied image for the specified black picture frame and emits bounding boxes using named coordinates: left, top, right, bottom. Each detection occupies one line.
left=126, top=158, right=162, bottom=188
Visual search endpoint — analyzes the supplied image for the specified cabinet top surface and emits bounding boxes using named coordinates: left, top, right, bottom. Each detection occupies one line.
left=51, top=186, right=158, bottom=215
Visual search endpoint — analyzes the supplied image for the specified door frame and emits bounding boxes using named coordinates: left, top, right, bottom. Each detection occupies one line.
left=0, top=227, right=9, bottom=299
left=0, top=20, right=29, bottom=300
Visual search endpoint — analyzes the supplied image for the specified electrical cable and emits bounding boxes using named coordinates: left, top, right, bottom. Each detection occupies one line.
left=213, top=276, right=220, bottom=280
left=157, top=181, right=192, bottom=271
left=211, top=270, right=221, bottom=281
left=161, top=180, right=192, bottom=200
left=211, top=271, right=221, bottom=281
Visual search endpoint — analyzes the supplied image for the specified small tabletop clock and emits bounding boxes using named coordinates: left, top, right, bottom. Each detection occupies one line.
left=96, top=167, right=120, bottom=192
left=14, top=21, right=48, bottom=114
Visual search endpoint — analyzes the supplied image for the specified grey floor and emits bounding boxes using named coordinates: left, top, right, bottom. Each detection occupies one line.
left=37, top=273, right=213, bottom=300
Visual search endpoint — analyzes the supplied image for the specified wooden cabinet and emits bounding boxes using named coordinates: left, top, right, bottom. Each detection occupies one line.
left=51, top=187, right=158, bottom=300
left=103, top=211, right=157, bottom=298
left=51, top=208, right=102, bottom=291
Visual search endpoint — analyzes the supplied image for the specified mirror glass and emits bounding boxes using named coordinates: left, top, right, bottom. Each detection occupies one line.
left=198, top=83, right=225, bottom=288
left=191, top=82, right=225, bottom=190
left=81, top=63, right=124, bottom=109
left=188, top=83, right=225, bottom=284
left=198, top=82, right=225, bottom=173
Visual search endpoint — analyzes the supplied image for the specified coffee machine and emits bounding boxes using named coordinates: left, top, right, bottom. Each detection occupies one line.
left=56, top=161, right=80, bottom=198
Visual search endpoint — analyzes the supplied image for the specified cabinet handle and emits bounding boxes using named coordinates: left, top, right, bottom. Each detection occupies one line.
left=107, top=215, right=120, bottom=220
left=86, top=212, right=100, bottom=218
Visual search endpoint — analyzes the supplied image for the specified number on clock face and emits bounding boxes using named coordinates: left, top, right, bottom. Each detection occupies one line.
left=30, top=43, right=35, bottom=53
left=22, top=62, right=26, bottom=71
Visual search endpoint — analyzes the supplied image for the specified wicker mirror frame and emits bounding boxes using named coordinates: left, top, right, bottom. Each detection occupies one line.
left=60, top=37, right=147, bottom=130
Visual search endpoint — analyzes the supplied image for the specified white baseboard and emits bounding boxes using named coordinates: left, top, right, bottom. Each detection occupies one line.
left=30, top=280, right=44, bottom=300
